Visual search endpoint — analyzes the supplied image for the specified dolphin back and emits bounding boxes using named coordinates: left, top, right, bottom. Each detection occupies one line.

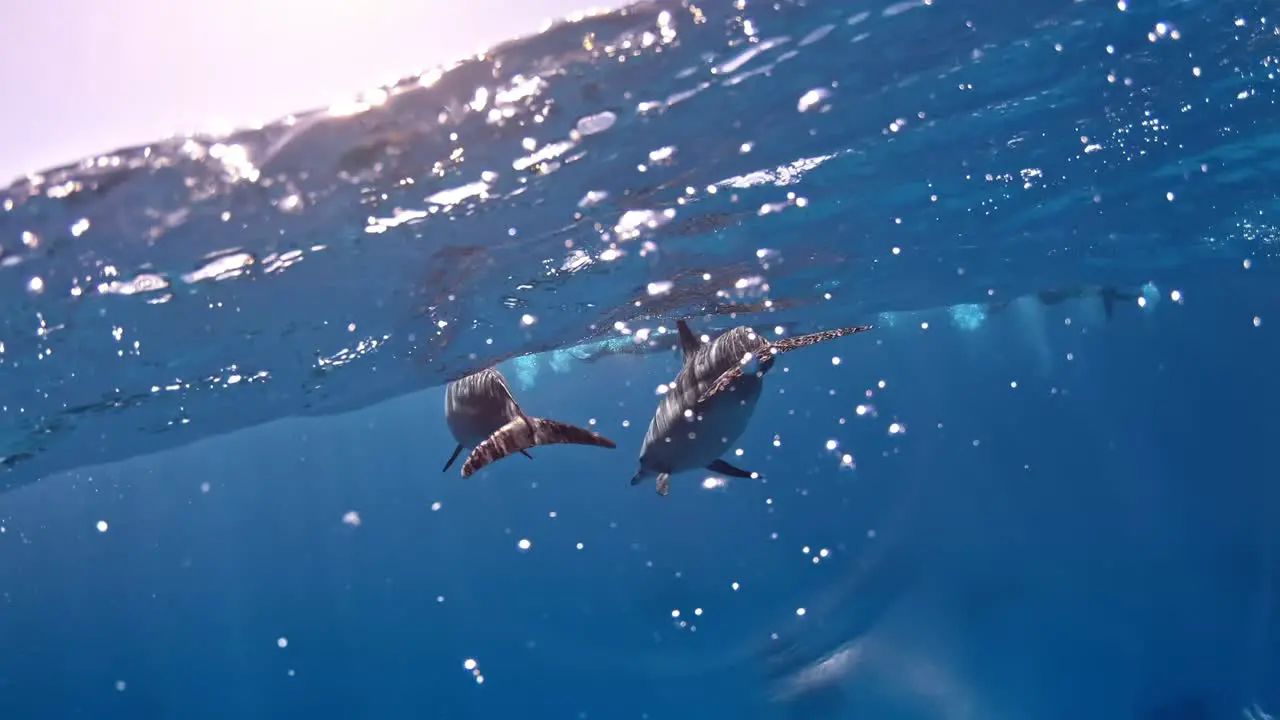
left=447, top=367, right=518, bottom=418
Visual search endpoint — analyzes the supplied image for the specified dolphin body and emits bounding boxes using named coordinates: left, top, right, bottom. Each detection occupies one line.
left=629, top=319, right=874, bottom=496
left=988, top=284, right=1143, bottom=320
left=442, top=367, right=617, bottom=477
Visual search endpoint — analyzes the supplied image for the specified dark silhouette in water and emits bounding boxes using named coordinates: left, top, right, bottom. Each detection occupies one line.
left=989, top=284, right=1144, bottom=320
left=1140, top=696, right=1210, bottom=720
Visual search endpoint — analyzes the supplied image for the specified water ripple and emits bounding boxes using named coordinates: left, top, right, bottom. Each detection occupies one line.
left=1, top=0, right=1276, bottom=489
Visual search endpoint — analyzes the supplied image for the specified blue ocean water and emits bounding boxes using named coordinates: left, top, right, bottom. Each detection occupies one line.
left=1, top=0, right=1278, bottom=717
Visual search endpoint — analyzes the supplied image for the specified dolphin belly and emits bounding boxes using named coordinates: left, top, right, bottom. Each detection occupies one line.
left=446, top=403, right=507, bottom=447
left=444, top=370, right=518, bottom=446
left=641, top=375, right=764, bottom=473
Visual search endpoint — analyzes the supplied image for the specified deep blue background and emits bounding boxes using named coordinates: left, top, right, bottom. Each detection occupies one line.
left=1, top=262, right=1275, bottom=719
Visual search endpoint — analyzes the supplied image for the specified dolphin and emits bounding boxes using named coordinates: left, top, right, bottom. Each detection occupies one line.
left=442, top=367, right=618, bottom=477
left=630, top=319, right=874, bottom=496
left=988, top=284, right=1143, bottom=320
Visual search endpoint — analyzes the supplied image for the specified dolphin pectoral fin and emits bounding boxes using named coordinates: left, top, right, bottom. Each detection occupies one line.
left=442, top=443, right=464, bottom=473
left=707, top=458, right=757, bottom=479
left=656, top=473, right=671, bottom=497
left=521, top=450, right=534, bottom=459
left=630, top=471, right=646, bottom=486
left=461, top=417, right=618, bottom=478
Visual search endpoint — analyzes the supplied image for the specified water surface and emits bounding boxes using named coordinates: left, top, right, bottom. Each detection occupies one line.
left=1, top=0, right=1277, bottom=718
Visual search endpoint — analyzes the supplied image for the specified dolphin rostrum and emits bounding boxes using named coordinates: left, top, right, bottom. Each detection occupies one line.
left=630, top=320, right=873, bottom=496
left=444, top=367, right=618, bottom=477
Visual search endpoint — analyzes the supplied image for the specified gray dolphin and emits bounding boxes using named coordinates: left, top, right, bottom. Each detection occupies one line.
left=630, top=319, right=874, bottom=496
left=442, top=367, right=618, bottom=477
left=988, top=284, right=1144, bottom=320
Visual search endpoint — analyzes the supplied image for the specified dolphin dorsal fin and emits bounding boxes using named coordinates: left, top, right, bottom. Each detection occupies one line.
left=676, top=320, right=701, bottom=360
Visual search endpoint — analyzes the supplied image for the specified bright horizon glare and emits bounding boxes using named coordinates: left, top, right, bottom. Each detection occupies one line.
left=0, top=0, right=621, bottom=184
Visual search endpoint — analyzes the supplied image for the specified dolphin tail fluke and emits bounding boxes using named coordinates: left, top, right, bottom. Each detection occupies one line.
left=461, top=417, right=617, bottom=477
left=707, top=458, right=758, bottom=479
left=697, top=325, right=874, bottom=404
left=442, top=443, right=464, bottom=472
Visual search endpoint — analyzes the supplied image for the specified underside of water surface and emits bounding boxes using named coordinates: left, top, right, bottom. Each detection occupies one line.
left=0, top=0, right=1278, bottom=718
left=1, top=0, right=1274, bottom=490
